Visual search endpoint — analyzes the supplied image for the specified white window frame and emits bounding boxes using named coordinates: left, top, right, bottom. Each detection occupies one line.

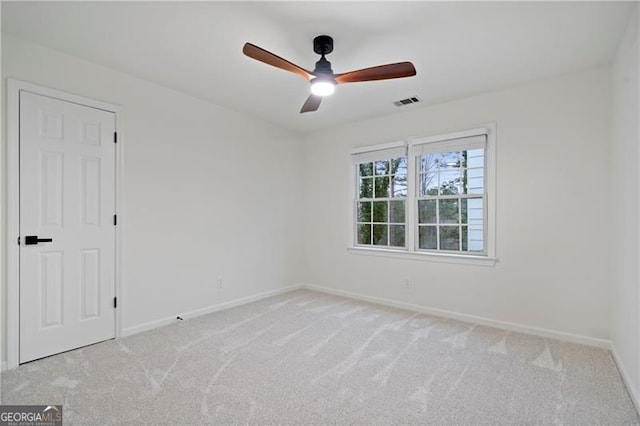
left=348, top=123, right=497, bottom=266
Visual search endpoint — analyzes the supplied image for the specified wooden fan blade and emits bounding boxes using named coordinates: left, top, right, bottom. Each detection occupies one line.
left=300, top=94, right=322, bottom=113
left=334, top=62, right=416, bottom=84
left=243, top=43, right=314, bottom=81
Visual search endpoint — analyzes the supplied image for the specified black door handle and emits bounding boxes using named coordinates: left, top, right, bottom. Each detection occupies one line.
left=24, top=235, right=53, bottom=245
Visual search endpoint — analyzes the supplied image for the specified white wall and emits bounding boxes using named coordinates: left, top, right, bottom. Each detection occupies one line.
left=1, top=35, right=304, bottom=359
left=302, top=67, right=612, bottom=341
left=611, top=6, right=640, bottom=402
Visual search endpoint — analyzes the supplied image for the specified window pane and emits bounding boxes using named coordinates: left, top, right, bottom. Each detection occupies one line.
left=461, top=199, right=467, bottom=224
left=359, top=162, right=374, bottom=177
left=419, top=154, right=438, bottom=173
left=392, top=173, right=407, bottom=197
left=389, top=200, right=405, bottom=223
left=375, top=160, right=389, bottom=175
left=462, top=226, right=468, bottom=251
left=374, top=176, right=389, bottom=198
left=464, top=198, right=483, bottom=226
left=439, top=199, right=459, bottom=224
left=461, top=150, right=468, bottom=168
left=358, top=224, right=372, bottom=245
left=359, top=177, right=373, bottom=198
left=419, top=173, right=438, bottom=196
left=439, top=170, right=461, bottom=195
left=440, top=151, right=462, bottom=170
left=373, top=224, right=388, bottom=246
left=372, top=201, right=388, bottom=222
left=440, top=226, right=460, bottom=250
left=418, top=200, right=437, bottom=224
left=467, top=225, right=484, bottom=252
left=357, top=202, right=372, bottom=222
left=418, top=226, right=437, bottom=249
left=391, top=157, right=407, bottom=174
left=466, top=149, right=484, bottom=168
left=465, top=168, right=484, bottom=194
left=389, top=225, right=405, bottom=247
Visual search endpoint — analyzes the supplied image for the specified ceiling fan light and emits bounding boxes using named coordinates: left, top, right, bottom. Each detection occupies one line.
left=310, top=79, right=335, bottom=97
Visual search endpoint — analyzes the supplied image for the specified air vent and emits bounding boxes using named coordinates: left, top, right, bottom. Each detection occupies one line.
left=393, top=96, right=421, bottom=107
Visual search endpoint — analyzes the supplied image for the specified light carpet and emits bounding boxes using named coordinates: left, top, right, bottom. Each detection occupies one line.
left=1, top=289, right=638, bottom=425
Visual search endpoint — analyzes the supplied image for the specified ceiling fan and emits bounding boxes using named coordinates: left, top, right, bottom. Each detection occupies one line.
left=242, top=35, right=417, bottom=113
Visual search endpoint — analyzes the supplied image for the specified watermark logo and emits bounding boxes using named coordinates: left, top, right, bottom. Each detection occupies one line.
left=0, top=405, right=62, bottom=426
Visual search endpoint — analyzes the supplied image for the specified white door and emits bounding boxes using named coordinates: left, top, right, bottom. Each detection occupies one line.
left=19, top=91, right=116, bottom=363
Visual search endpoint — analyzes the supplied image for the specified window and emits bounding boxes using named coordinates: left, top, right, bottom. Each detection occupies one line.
left=353, top=142, right=407, bottom=249
left=350, top=126, right=495, bottom=260
left=414, top=135, right=485, bottom=254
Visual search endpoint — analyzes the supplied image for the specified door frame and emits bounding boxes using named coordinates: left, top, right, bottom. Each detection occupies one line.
left=6, top=79, right=124, bottom=370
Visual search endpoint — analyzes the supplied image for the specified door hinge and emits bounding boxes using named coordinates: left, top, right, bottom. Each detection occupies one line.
left=114, top=132, right=118, bottom=144
left=114, top=297, right=117, bottom=308
left=17, top=236, right=20, bottom=245
left=113, top=214, right=117, bottom=226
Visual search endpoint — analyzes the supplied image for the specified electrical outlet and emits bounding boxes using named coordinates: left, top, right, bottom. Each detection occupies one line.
left=217, top=277, right=223, bottom=288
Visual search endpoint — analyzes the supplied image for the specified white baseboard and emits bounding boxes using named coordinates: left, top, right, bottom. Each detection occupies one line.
left=610, top=343, right=640, bottom=414
left=122, top=284, right=303, bottom=337
left=302, top=283, right=611, bottom=349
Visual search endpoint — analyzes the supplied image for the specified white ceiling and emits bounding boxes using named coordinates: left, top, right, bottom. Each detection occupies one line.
left=2, top=1, right=634, bottom=133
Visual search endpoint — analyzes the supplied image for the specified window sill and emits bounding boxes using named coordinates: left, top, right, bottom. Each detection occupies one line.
left=347, top=247, right=498, bottom=266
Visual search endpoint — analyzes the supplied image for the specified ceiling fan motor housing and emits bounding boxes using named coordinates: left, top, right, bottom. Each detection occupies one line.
left=314, top=57, right=333, bottom=74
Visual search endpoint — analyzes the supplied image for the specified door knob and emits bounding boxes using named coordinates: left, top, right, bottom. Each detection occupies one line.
left=24, top=235, right=53, bottom=245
